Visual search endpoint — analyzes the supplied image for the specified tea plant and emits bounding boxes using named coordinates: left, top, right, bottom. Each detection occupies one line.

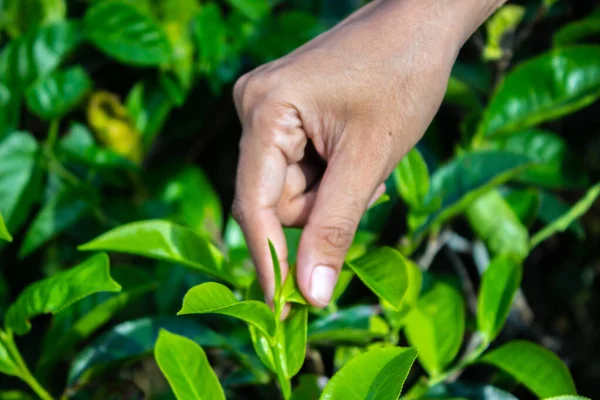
left=0, top=0, right=599, bottom=399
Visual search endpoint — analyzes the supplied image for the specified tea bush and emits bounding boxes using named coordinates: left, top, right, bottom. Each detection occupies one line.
left=0, top=0, right=599, bottom=399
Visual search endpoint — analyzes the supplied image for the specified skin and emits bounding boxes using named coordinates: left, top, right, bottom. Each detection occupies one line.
left=232, top=0, right=507, bottom=308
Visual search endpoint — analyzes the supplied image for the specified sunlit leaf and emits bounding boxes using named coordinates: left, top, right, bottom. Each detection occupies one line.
left=477, top=255, right=522, bottom=342
left=5, top=253, right=121, bottom=335
left=320, top=346, right=417, bottom=400
left=0, top=212, right=12, bottom=242
left=178, top=282, right=275, bottom=338
left=346, top=247, right=409, bottom=309
left=466, top=190, right=529, bottom=261
left=480, top=340, right=576, bottom=398
left=393, top=148, right=429, bottom=210
left=155, top=329, right=225, bottom=400
left=405, top=282, right=465, bottom=377
left=79, top=220, right=253, bottom=287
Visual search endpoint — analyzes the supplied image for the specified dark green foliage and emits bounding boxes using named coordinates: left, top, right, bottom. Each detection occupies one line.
left=0, top=1, right=598, bottom=400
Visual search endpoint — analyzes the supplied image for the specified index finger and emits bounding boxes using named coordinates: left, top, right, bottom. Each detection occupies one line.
left=232, top=105, right=306, bottom=304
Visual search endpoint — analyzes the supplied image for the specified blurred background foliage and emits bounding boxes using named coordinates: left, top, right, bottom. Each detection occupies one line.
left=0, top=0, right=600, bottom=399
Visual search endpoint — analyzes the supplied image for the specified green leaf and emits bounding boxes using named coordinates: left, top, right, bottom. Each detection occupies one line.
left=554, top=14, right=600, bottom=46
left=126, top=80, right=173, bottom=150
left=5, top=253, right=121, bottom=335
left=291, top=375, right=322, bottom=400
left=281, top=306, right=308, bottom=378
left=503, top=188, right=540, bottom=227
left=178, top=282, right=276, bottom=338
left=250, top=11, right=325, bottom=63
left=489, top=129, right=587, bottom=189
left=308, top=305, right=388, bottom=346
left=226, top=0, right=271, bottom=21
left=480, top=340, right=576, bottom=398
left=0, top=0, right=66, bottom=38
left=0, top=330, right=20, bottom=377
left=320, top=346, right=417, bottom=400
left=192, top=4, right=229, bottom=76
left=477, top=255, right=522, bottom=342
left=0, top=81, right=20, bottom=141
left=0, top=132, right=41, bottom=233
left=85, top=1, right=171, bottom=66
left=244, top=280, right=277, bottom=372
left=531, top=182, right=600, bottom=249
left=393, top=148, right=430, bottom=210
left=156, top=165, right=223, bottom=239
left=268, top=239, right=284, bottom=312
left=405, top=282, right=465, bottom=377
left=477, top=46, right=600, bottom=139
left=25, top=66, right=91, bottom=120
left=67, top=317, right=227, bottom=385
left=466, top=190, right=529, bottom=261
left=346, top=247, right=409, bottom=309
left=538, top=192, right=585, bottom=239
left=281, top=264, right=308, bottom=305
left=0, top=390, right=35, bottom=400
left=37, top=266, right=156, bottom=371
left=78, top=220, right=253, bottom=287
left=0, top=212, right=12, bottom=242
left=59, top=123, right=136, bottom=170
left=426, top=382, right=519, bottom=400
left=19, top=187, right=88, bottom=257
left=543, top=397, right=591, bottom=400
left=381, top=260, right=422, bottom=331
left=0, top=21, right=82, bottom=92
left=483, top=5, right=526, bottom=61
left=416, top=151, right=532, bottom=233
left=443, top=76, right=482, bottom=110
left=155, top=329, right=225, bottom=400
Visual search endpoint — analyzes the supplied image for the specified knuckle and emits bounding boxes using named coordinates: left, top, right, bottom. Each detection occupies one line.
left=231, top=198, right=248, bottom=226
left=316, top=217, right=357, bottom=252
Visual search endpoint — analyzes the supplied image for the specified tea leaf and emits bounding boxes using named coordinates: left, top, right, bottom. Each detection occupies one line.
left=320, top=346, right=417, bottom=400
left=480, top=340, right=576, bottom=398
left=477, top=46, right=600, bottom=139
left=179, top=282, right=276, bottom=338
left=25, top=66, right=91, bottom=120
left=477, top=255, right=522, bottom=342
left=155, top=329, right=225, bottom=400
left=79, top=220, right=253, bottom=287
left=5, top=253, right=121, bottom=335
left=346, top=247, right=409, bottom=309
left=405, top=282, right=465, bottom=376
left=85, top=1, right=171, bottom=66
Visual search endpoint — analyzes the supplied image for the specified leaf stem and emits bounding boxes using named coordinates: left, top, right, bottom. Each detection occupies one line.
left=2, top=330, right=53, bottom=400
left=427, top=336, right=489, bottom=387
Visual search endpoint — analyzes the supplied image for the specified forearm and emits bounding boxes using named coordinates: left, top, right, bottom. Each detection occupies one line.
left=336, top=0, right=506, bottom=57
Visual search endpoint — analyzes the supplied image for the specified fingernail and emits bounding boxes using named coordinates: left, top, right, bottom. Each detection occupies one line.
left=310, top=266, right=337, bottom=306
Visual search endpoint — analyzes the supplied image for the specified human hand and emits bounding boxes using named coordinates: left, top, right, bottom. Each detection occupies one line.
left=232, top=0, right=504, bottom=307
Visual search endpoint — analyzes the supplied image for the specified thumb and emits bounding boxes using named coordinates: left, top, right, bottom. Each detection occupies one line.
left=296, top=147, right=386, bottom=307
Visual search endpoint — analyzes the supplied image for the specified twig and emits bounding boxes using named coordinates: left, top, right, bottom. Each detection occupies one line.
left=445, top=247, right=478, bottom=316
left=417, top=230, right=451, bottom=270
